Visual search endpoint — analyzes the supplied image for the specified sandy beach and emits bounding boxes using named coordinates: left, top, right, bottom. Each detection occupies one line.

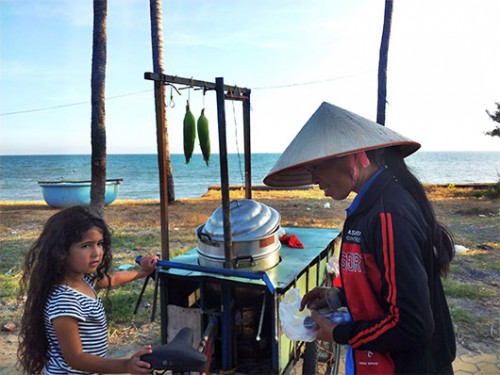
left=1, top=185, right=498, bottom=373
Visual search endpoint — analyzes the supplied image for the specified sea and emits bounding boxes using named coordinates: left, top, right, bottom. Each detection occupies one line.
left=0, top=152, right=499, bottom=201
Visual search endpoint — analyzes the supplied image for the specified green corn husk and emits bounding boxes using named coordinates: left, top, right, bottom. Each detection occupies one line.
left=197, top=108, right=211, bottom=166
left=183, top=100, right=196, bottom=164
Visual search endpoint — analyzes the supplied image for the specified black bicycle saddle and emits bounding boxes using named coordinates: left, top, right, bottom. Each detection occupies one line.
left=140, top=327, right=208, bottom=372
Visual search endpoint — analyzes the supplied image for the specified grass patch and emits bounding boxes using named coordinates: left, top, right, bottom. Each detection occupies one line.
left=487, top=260, right=500, bottom=271
left=482, top=181, right=500, bottom=199
left=465, top=252, right=500, bottom=271
left=112, top=229, right=161, bottom=249
left=448, top=304, right=475, bottom=324
left=442, top=278, right=496, bottom=300
left=101, top=281, right=156, bottom=328
left=0, top=273, right=21, bottom=299
left=0, top=240, right=32, bottom=273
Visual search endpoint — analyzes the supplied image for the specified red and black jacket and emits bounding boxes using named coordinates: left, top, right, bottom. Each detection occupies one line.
left=332, top=169, right=455, bottom=374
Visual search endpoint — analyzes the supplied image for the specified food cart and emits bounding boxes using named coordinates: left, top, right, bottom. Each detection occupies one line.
left=144, top=73, right=341, bottom=374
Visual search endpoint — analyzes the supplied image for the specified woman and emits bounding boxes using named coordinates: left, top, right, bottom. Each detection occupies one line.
left=264, top=102, right=456, bottom=374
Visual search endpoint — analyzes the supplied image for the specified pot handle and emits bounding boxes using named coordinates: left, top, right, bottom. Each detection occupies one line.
left=229, top=200, right=240, bottom=209
left=198, top=231, right=220, bottom=247
left=233, top=255, right=256, bottom=268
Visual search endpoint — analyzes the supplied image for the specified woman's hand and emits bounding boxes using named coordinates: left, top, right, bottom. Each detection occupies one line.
left=300, top=286, right=344, bottom=312
left=311, top=310, right=336, bottom=342
left=126, top=345, right=153, bottom=374
left=300, top=287, right=329, bottom=311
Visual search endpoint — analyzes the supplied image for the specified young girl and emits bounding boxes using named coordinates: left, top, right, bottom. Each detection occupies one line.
left=17, top=205, right=158, bottom=374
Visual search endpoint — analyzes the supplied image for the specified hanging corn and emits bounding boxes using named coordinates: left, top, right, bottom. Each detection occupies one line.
left=183, top=100, right=196, bottom=164
left=197, top=108, right=211, bottom=166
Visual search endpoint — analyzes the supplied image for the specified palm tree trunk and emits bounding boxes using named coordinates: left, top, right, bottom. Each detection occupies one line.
left=377, top=0, right=393, bottom=126
left=150, top=0, right=172, bottom=266
left=90, top=0, right=107, bottom=217
left=149, top=0, right=172, bottom=344
left=150, top=0, right=175, bottom=203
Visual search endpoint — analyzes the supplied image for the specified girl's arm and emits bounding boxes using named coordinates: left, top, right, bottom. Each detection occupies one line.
left=96, top=255, right=158, bottom=289
left=53, top=316, right=152, bottom=374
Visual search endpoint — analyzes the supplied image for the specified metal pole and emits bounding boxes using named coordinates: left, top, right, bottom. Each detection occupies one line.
left=215, top=77, right=233, bottom=269
left=243, top=94, right=252, bottom=199
left=221, top=284, right=233, bottom=370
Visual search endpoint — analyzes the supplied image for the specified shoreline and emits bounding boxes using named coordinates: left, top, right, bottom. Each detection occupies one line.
left=0, top=182, right=497, bottom=205
left=207, top=182, right=498, bottom=191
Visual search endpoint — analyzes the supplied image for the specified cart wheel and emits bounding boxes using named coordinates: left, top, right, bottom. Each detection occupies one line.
left=302, top=340, right=340, bottom=375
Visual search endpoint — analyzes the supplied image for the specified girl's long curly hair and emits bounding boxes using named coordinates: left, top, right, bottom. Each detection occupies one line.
left=17, top=206, right=112, bottom=374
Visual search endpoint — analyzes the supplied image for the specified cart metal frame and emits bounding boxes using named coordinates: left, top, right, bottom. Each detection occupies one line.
left=144, top=73, right=340, bottom=373
left=157, top=227, right=339, bottom=373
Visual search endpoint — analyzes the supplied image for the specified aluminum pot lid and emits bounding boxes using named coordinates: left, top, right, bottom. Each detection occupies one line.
left=201, top=199, right=281, bottom=242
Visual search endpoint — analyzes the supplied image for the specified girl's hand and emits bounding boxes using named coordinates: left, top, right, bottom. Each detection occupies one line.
left=126, top=345, right=153, bottom=374
left=311, top=310, right=336, bottom=342
left=139, top=254, right=159, bottom=276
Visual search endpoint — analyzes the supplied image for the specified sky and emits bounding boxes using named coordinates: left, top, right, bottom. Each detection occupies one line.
left=1, top=0, right=499, bottom=156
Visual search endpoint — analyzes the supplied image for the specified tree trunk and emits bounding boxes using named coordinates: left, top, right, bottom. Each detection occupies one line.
left=377, top=0, right=393, bottom=126
left=150, top=0, right=175, bottom=203
left=90, top=0, right=107, bottom=217
left=150, top=0, right=171, bottom=343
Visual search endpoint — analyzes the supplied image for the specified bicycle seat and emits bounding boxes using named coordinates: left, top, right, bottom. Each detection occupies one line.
left=141, top=327, right=208, bottom=372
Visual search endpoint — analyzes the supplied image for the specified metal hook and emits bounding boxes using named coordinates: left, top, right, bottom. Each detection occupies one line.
left=169, top=86, right=176, bottom=108
left=165, top=83, right=181, bottom=108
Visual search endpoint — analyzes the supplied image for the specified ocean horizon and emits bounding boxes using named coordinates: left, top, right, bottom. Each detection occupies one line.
left=1, top=152, right=499, bottom=202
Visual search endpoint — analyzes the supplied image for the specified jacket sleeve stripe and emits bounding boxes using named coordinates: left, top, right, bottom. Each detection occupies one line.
left=348, top=213, right=400, bottom=348
left=385, top=213, right=397, bottom=305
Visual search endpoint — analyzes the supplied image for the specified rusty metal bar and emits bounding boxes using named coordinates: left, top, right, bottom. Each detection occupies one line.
left=144, top=72, right=251, bottom=98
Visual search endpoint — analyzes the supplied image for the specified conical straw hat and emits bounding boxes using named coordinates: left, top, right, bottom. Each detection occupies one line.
left=263, top=102, right=420, bottom=187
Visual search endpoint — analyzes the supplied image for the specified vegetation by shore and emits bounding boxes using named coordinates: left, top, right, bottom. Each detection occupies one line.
left=0, top=184, right=498, bottom=371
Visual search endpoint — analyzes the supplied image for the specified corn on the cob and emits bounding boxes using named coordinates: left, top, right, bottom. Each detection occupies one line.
left=197, top=108, right=211, bottom=166
left=183, top=100, right=196, bottom=164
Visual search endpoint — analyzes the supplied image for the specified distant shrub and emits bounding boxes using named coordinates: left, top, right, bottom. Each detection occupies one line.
left=484, top=181, right=499, bottom=200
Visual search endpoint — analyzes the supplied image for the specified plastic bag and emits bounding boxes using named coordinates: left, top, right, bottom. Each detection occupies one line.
left=279, top=288, right=317, bottom=342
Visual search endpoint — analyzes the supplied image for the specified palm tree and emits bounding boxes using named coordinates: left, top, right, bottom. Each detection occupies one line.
left=150, top=0, right=175, bottom=204
left=150, top=0, right=172, bottom=262
left=90, top=0, right=107, bottom=217
left=377, top=0, right=393, bottom=126
left=485, top=102, right=500, bottom=137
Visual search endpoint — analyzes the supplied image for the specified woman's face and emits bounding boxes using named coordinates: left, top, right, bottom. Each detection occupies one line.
left=309, top=156, right=354, bottom=200
left=65, top=227, right=104, bottom=277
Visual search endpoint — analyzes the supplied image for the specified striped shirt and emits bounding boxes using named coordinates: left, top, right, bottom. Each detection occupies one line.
left=44, top=275, right=107, bottom=374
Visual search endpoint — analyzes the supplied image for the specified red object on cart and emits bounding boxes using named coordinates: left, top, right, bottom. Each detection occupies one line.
left=333, top=275, right=342, bottom=288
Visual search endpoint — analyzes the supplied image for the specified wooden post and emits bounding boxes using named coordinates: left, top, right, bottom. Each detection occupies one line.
left=149, top=0, right=170, bottom=261
left=154, top=81, right=170, bottom=260
left=149, top=0, right=170, bottom=345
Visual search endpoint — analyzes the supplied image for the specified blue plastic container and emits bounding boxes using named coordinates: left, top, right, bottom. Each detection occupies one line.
left=38, top=179, right=123, bottom=208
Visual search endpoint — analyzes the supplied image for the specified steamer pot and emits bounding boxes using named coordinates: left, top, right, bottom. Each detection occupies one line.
left=196, top=199, right=282, bottom=270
